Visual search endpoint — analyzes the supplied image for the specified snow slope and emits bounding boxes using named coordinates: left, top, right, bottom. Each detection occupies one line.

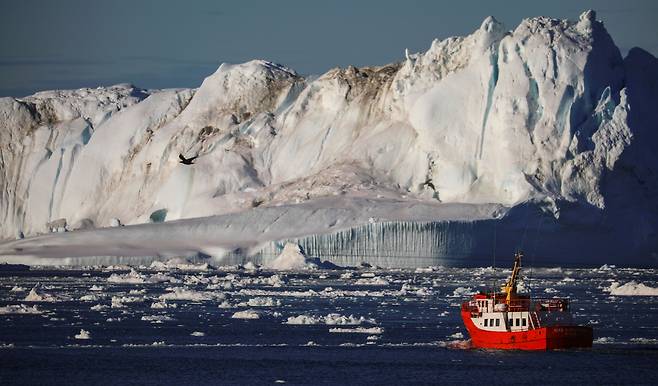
left=1, top=10, right=657, bottom=266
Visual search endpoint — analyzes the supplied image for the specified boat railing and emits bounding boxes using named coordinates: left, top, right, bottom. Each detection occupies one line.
left=462, top=298, right=569, bottom=317
left=505, top=298, right=569, bottom=312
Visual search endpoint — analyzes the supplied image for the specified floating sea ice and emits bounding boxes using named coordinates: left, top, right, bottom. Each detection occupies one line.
left=451, top=287, right=474, bottom=297
left=23, top=286, right=61, bottom=302
left=110, top=295, right=143, bottom=308
left=89, top=285, right=104, bottom=291
left=74, top=329, right=91, bottom=340
left=355, top=277, right=389, bottom=286
left=285, top=313, right=374, bottom=325
left=284, top=314, right=321, bottom=325
left=80, top=294, right=100, bottom=301
left=630, top=337, right=658, bottom=344
left=159, top=288, right=226, bottom=301
left=151, top=301, right=177, bottom=309
left=266, top=274, right=285, bottom=287
left=141, top=315, right=175, bottom=322
left=449, top=332, right=464, bottom=339
left=265, top=243, right=311, bottom=271
left=218, top=300, right=234, bottom=309
left=593, top=337, right=615, bottom=344
left=415, top=267, right=439, bottom=273
left=107, top=269, right=145, bottom=284
left=231, top=310, right=261, bottom=319
left=606, top=281, right=658, bottom=296
left=190, top=331, right=205, bottom=337
left=247, top=297, right=281, bottom=307
left=90, top=304, right=108, bottom=311
left=324, top=313, right=376, bottom=325
left=112, top=296, right=144, bottom=304
left=10, top=286, right=25, bottom=292
left=243, top=262, right=259, bottom=271
left=0, top=304, right=42, bottom=315
left=150, top=258, right=210, bottom=272
left=329, top=327, right=384, bottom=334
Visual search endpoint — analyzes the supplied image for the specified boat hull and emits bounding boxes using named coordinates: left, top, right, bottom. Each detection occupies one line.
left=461, top=310, right=593, bottom=350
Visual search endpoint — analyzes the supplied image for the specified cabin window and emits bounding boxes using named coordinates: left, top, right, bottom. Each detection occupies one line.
left=495, top=319, right=500, bottom=327
left=484, top=319, right=488, bottom=327
left=508, top=318, right=512, bottom=326
left=522, top=318, right=527, bottom=327
left=515, top=318, right=520, bottom=326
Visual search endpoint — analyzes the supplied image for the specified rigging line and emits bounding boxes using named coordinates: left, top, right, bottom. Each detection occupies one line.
left=528, top=214, right=545, bottom=296
left=519, top=204, right=533, bottom=252
left=492, top=220, right=497, bottom=296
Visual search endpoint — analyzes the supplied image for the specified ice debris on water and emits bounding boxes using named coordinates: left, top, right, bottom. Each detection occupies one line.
left=329, top=327, right=384, bottom=334
left=0, top=304, right=42, bottom=315
left=605, top=281, right=658, bottom=296
left=231, top=310, right=261, bottom=319
left=159, top=288, right=226, bottom=301
left=23, top=285, right=63, bottom=302
left=141, top=315, right=175, bottom=322
left=74, top=329, right=91, bottom=340
left=284, top=313, right=376, bottom=325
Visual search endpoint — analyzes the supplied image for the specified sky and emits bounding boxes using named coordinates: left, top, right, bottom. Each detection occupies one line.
left=1, top=0, right=657, bottom=97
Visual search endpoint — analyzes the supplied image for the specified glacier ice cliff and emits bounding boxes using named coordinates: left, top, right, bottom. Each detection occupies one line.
left=1, top=10, right=657, bottom=266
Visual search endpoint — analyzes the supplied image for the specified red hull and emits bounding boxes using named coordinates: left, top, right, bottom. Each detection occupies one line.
left=461, top=310, right=593, bottom=350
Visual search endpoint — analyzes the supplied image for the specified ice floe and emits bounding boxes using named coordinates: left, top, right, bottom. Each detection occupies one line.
left=0, top=304, right=42, bottom=315
left=151, top=301, right=178, bottom=309
left=231, top=310, right=261, bottom=319
left=354, top=277, right=389, bottom=286
left=284, top=313, right=375, bottom=325
left=159, top=288, right=226, bottom=301
left=246, top=297, right=281, bottom=307
left=23, top=286, right=65, bottom=302
left=74, top=329, right=91, bottom=340
left=266, top=243, right=311, bottom=271
left=605, top=281, right=658, bottom=296
left=329, top=327, right=383, bottom=334
left=141, top=315, right=175, bottom=322
left=451, top=287, right=475, bottom=297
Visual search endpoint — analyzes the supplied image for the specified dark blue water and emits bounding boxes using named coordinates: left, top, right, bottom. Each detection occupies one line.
left=1, top=265, right=657, bottom=385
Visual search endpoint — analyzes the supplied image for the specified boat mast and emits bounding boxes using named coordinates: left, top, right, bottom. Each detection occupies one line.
left=501, top=251, right=523, bottom=302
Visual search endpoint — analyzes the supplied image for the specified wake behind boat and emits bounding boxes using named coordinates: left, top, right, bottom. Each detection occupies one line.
left=461, top=252, right=593, bottom=350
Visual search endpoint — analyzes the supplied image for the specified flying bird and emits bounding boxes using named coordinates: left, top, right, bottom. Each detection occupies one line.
left=179, top=154, right=198, bottom=165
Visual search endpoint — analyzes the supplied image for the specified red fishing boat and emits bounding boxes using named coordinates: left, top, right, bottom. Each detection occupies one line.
left=461, top=252, right=593, bottom=350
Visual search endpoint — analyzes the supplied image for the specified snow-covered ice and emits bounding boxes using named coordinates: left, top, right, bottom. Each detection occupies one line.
left=74, top=329, right=91, bottom=340
left=231, top=310, right=261, bottom=319
left=0, top=11, right=656, bottom=267
left=605, top=281, right=658, bottom=296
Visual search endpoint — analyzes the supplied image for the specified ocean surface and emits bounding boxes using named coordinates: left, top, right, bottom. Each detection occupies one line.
left=1, top=264, right=657, bottom=385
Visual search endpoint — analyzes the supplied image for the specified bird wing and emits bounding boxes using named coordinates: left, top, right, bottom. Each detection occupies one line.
left=188, top=155, right=199, bottom=161
left=179, top=154, right=187, bottom=162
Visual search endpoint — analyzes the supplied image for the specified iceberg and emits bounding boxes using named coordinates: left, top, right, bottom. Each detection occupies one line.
left=0, top=11, right=657, bottom=267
